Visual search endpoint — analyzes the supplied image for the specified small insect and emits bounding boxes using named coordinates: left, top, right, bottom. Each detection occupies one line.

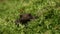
left=15, top=13, right=38, bottom=27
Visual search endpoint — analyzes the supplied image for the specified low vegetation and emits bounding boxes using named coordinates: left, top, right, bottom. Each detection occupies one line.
left=0, top=0, right=60, bottom=34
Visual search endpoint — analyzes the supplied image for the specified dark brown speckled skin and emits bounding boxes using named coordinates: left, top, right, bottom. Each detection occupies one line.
left=15, top=13, right=38, bottom=27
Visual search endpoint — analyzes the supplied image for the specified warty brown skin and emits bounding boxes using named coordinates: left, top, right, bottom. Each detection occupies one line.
left=15, top=13, right=38, bottom=27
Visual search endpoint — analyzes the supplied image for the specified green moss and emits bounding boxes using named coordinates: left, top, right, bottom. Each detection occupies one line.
left=0, top=0, right=60, bottom=34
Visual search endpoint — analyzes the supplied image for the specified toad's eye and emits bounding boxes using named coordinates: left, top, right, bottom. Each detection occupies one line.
left=28, top=14, right=31, bottom=16
left=20, top=15, right=22, bottom=18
